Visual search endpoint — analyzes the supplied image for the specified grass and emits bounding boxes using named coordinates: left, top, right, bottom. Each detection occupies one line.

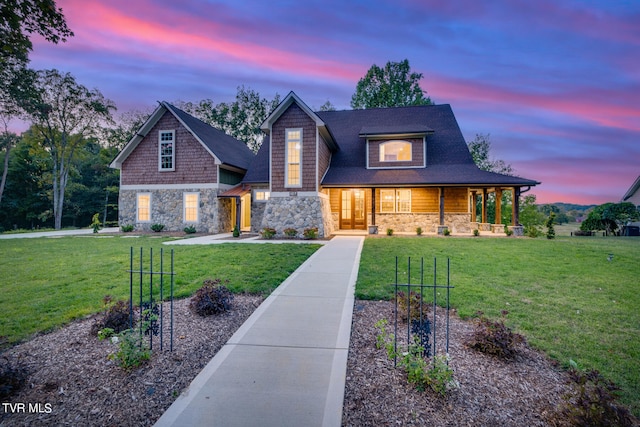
left=0, top=235, right=319, bottom=347
left=356, top=235, right=640, bottom=416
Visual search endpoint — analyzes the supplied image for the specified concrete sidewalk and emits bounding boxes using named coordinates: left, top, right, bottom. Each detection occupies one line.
left=154, top=236, right=364, bottom=427
left=0, top=227, right=120, bottom=239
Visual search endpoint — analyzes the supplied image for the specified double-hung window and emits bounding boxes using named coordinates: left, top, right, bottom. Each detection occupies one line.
left=137, top=193, right=151, bottom=222
left=379, top=189, right=411, bottom=213
left=285, top=129, right=302, bottom=187
left=184, top=192, right=199, bottom=223
left=159, top=130, right=175, bottom=171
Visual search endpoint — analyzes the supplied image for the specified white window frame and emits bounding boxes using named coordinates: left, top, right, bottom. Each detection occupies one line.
left=137, top=193, right=151, bottom=222
left=183, top=192, right=199, bottom=223
left=380, top=140, right=412, bottom=162
left=254, top=190, right=271, bottom=202
left=158, top=130, right=175, bottom=171
left=285, top=128, right=302, bottom=187
left=379, top=189, right=412, bottom=213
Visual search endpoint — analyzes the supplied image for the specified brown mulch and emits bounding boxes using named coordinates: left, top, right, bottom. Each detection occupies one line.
left=2, top=298, right=635, bottom=426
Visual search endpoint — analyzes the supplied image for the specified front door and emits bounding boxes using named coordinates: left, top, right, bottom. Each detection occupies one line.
left=340, top=189, right=366, bottom=230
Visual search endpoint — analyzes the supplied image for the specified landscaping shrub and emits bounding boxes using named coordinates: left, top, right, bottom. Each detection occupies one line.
left=232, top=224, right=240, bottom=237
left=260, top=227, right=276, bottom=239
left=416, top=227, right=423, bottom=236
left=283, top=228, right=298, bottom=238
left=468, top=310, right=524, bottom=359
left=189, top=279, right=234, bottom=316
left=108, top=329, right=150, bottom=370
left=443, top=228, right=451, bottom=236
left=184, top=225, right=197, bottom=234
left=91, top=299, right=133, bottom=336
left=91, top=213, right=101, bottom=233
left=303, top=227, right=318, bottom=239
left=473, top=229, right=480, bottom=237
left=386, top=228, right=394, bottom=236
left=545, top=212, right=556, bottom=239
left=396, top=291, right=430, bottom=322
left=121, top=224, right=134, bottom=232
left=557, top=368, right=637, bottom=427
left=0, top=356, right=28, bottom=399
left=151, top=223, right=165, bottom=232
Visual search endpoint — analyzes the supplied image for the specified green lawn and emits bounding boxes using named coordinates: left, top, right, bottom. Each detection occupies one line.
left=357, top=235, right=640, bottom=416
left=0, top=235, right=319, bottom=347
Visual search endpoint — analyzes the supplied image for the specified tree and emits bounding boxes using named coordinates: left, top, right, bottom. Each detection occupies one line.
left=16, top=69, right=115, bottom=229
left=350, top=59, right=431, bottom=109
left=519, top=194, right=545, bottom=237
left=178, top=86, right=280, bottom=153
left=545, top=212, right=556, bottom=239
left=580, top=203, right=618, bottom=235
left=467, top=134, right=514, bottom=176
left=318, top=100, right=336, bottom=111
left=0, top=0, right=73, bottom=70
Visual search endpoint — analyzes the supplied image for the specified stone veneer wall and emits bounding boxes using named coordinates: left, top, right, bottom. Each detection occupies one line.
left=260, top=193, right=333, bottom=237
left=353, top=212, right=472, bottom=233
left=119, top=188, right=232, bottom=233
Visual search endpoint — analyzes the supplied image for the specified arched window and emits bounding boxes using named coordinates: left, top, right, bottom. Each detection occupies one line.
left=379, top=140, right=412, bottom=162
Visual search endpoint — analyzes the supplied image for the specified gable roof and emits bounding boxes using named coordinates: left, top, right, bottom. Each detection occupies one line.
left=242, top=136, right=270, bottom=183
left=110, top=102, right=254, bottom=170
left=622, top=175, right=640, bottom=202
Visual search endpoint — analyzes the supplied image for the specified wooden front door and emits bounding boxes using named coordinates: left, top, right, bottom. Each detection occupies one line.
left=340, top=189, right=366, bottom=230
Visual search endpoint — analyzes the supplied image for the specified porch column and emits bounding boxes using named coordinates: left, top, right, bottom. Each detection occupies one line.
left=371, top=188, right=376, bottom=225
left=512, top=187, right=521, bottom=226
left=495, top=188, right=502, bottom=224
left=481, top=189, right=488, bottom=223
left=235, top=197, right=241, bottom=231
left=470, top=191, right=477, bottom=222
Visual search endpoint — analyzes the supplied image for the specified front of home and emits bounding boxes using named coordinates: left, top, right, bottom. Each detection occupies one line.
left=110, top=92, right=539, bottom=237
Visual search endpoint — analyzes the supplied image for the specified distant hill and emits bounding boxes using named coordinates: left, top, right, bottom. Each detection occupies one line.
left=549, top=203, right=596, bottom=213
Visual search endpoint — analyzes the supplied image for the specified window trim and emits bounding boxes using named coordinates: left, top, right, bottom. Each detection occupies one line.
left=285, top=128, right=302, bottom=188
left=158, top=130, right=175, bottom=172
left=183, top=192, right=199, bottom=223
left=137, top=193, right=151, bottom=222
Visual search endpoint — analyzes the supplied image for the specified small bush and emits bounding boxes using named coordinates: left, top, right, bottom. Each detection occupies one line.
left=416, top=227, right=423, bottom=236
left=184, top=225, right=197, bottom=234
left=386, top=228, right=394, bottom=236
left=443, top=228, right=451, bottom=236
left=121, top=224, right=134, bottom=232
left=473, top=229, right=480, bottom=237
left=151, top=223, right=165, bottom=232
left=91, top=299, right=132, bottom=336
left=526, top=225, right=541, bottom=238
left=505, top=228, right=513, bottom=237
left=189, top=279, right=234, bottom=316
left=303, top=227, right=318, bottom=239
left=0, top=356, right=28, bottom=399
left=545, top=212, right=556, bottom=239
left=283, top=228, right=298, bottom=238
left=91, top=213, right=101, bottom=233
left=557, top=368, right=636, bottom=427
left=468, top=310, right=524, bottom=359
left=397, top=291, right=430, bottom=322
left=108, top=329, right=150, bottom=370
left=232, top=224, right=240, bottom=237
left=260, top=227, right=276, bottom=239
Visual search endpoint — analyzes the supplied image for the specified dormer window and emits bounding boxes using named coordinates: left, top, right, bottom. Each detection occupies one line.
left=380, top=140, right=412, bottom=162
left=159, top=130, right=175, bottom=171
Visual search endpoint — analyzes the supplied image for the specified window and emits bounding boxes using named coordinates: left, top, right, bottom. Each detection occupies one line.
left=380, top=140, right=412, bottom=162
left=286, top=129, right=302, bottom=187
left=159, top=130, right=175, bottom=171
left=380, top=189, right=411, bottom=213
left=255, top=191, right=271, bottom=201
left=137, top=193, right=151, bottom=222
left=184, top=192, right=199, bottom=222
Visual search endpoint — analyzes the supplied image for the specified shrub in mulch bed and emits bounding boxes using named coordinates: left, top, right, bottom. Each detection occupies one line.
left=0, top=356, right=28, bottom=399
left=467, top=310, right=524, bottom=359
left=189, top=279, right=234, bottom=316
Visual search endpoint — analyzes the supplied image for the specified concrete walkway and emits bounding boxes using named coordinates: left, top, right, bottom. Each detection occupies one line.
left=0, top=227, right=120, bottom=239
left=154, top=236, right=364, bottom=427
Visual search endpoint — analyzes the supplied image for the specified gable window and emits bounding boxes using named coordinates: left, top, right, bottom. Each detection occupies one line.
left=159, top=130, right=175, bottom=171
left=380, top=189, right=412, bottom=213
left=380, top=140, right=412, bottom=162
left=137, top=193, right=151, bottom=222
left=184, top=192, right=199, bottom=222
left=285, top=128, right=302, bottom=187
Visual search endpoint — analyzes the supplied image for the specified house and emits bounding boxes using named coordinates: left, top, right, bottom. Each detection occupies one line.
left=110, top=92, right=540, bottom=236
left=622, top=175, right=640, bottom=207
left=110, top=101, right=254, bottom=233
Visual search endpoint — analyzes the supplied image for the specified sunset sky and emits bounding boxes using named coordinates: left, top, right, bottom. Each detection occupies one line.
left=27, top=0, right=640, bottom=205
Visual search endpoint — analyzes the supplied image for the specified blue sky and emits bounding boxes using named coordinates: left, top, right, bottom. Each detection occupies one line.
left=26, top=0, right=640, bottom=204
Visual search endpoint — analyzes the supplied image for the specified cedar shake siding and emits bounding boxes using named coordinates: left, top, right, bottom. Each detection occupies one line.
left=271, top=103, right=317, bottom=192
left=318, top=135, right=332, bottom=186
left=367, top=138, right=425, bottom=168
left=121, top=113, right=217, bottom=186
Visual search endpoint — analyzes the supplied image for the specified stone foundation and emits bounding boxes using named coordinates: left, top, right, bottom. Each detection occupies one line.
left=508, top=225, right=524, bottom=236
left=260, top=193, right=333, bottom=238
left=118, top=188, right=230, bottom=233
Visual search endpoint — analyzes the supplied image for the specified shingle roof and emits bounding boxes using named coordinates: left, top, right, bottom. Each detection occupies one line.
left=164, top=103, right=254, bottom=170
left=242, top=102, right=539, bottom=188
